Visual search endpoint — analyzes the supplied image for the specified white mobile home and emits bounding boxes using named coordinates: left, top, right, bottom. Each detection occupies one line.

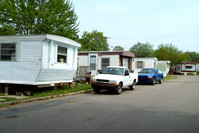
left=132, top=57, right=158, bottom=73
left=156, top=61, right=170, bottom=76
left=0, top=34, right=80, bottom=87
left=175, top=62, right=197, bottom=75
left=78, top=51, right=135, bottom=76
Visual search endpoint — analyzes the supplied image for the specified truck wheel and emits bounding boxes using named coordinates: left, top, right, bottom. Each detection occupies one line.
left=116, top=83, right=122, bottom=94
left=159, top=78, right=162, bottom=84
left=152, top=78, right=156, bottom=85
left=93, top=88, right=100, bottom=94
left=130, top=81, right=136, bottom=90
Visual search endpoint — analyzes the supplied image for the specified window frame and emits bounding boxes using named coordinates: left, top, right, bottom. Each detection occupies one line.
left=137, top=61, right=143, bottom=69
left=57, top=46, right=68, bottom=63
left=101, top=58, right=110, bottom=69
left=185, top=66, right=192, bottom=69
left=0, top=43, right=16, bottom=62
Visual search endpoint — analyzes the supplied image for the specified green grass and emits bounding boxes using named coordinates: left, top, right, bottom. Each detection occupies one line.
left=0, top=83, right=92, bottom=106
left=163, top=75, right=178, bottom=82
left=0, top=93, right=5, bottom=96
left=0, top=97, right=18, bottom=102
left=32, top=83, right=92, bottom=98
left=187, top=72, right=199, bottom=76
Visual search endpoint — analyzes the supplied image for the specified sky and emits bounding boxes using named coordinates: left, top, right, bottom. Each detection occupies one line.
left=72, top=0, right=199, bottom=52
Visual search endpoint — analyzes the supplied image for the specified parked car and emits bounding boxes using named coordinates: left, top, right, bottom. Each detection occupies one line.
left=138, top=68, right=163, bottom=85
left=91, top=66, right=138, bottom=94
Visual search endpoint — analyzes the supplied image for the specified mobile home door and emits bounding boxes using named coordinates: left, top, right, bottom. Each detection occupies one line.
left=89, top=54, right=98, bottom=76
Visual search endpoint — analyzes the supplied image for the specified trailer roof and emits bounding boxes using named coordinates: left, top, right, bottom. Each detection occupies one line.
left=0, top=34, right=81, bottom=47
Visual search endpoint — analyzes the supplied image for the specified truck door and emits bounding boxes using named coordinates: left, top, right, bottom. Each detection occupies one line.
left=124, top=68, right=131, bottom=86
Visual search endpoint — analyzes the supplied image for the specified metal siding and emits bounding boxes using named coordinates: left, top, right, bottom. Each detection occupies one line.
left=0, top=35, right=79, bottom=85
left=78, top=55, right=88, bottom=66
left=20, top=42, right=42, bottom=62
left=11, top=62, right=41, bottom=82
left=67, top=47, right=73, bottom=69
left=0, top=42, right=42, bottom=83
left=42, top=41, right=49, bottom=68
left=0, top=62, right=12, bottom=80
left=36, top=69, right=76, bottom=82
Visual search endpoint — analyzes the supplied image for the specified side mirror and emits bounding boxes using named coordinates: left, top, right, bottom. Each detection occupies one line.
left=125, top=73, right=129, bottom=76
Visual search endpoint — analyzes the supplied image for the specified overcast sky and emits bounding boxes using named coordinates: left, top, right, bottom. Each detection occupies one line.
left=73, top=0, right=199, bottom=52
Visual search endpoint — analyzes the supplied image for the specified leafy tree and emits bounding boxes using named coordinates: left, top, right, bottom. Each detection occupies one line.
left=185, top=51, right=199, bottom=62
left=154, top=44, right=188, bottom=65
left=79, top=30, right=109, bottom=51
left=0, top=0, right=79, bottom=40
left=113, top=46, right=124, bottom=51
left=129, top=42, right=154, bottom=57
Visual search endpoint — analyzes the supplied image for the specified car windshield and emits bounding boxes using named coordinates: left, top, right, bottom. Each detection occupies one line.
left=101, top=67, right=124, bottom=76
left=140, top=69, right=155, bottom=74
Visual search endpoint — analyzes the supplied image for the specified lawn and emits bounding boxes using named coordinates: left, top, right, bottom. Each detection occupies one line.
left=32, top=83, right=92, bottom=98
left=163, top=75, right=178, bottom=82
left=0, top=83, right=92, bottom=105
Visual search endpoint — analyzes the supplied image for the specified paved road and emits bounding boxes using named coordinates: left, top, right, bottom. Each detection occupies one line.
left=0, top=76, right=199, bottom=133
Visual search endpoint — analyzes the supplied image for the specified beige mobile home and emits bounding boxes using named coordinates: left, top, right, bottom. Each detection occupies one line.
left=78, top=51, right=135, bottom=76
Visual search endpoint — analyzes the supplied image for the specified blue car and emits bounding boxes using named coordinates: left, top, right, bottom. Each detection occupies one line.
left=138, top=68, right=163, bottom=85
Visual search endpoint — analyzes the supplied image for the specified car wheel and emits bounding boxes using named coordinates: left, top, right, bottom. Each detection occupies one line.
left=93, top=88, right=100, bottom=94
left=159, top=78, right=162, bottom=84
left=152, top=78, right=156, bottom=85
left=116, top=83, right=122, bottom=94
left=130, top=81, right=136, bottom=90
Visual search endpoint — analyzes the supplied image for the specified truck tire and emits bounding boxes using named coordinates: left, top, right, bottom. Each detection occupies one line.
left=152, top=78, right=156, bottom=85
left=116, top=83, right=122, bottom=94
left=130, top=81, right=136, bottom=90
left=159, top=78, right=162, bottom=84
left=93, top=88, right=100, bottom=94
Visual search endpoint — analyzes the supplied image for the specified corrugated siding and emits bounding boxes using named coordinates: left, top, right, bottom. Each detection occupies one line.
left=20, top=42, right=42, bottom=62
left=0, top=62, right=12, bottom=80
left=42, top=41, right=49, bottom=68
left=36, top=69, right=76, bottom=82
left=0, top=42, right=42, bottom=83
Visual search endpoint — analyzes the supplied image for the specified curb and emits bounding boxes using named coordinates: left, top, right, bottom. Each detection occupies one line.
left=0, top=89, right=93, bottom=107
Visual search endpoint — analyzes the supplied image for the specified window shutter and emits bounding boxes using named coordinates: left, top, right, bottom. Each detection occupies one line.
left=135, top=61, right=137, bottom=69
left=143, top=61, right=145, bottom=68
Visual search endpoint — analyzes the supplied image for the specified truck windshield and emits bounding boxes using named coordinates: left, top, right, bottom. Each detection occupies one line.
left=140, top=69, right=155, bottom=74
left=101, top=67, right=124, bottom=76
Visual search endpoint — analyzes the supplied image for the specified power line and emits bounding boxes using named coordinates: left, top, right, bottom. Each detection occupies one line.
left=110, top=32, right=199, bottom=39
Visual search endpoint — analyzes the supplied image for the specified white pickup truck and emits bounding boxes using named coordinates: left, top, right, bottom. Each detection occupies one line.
left=91, top=66, right=138, bottom=94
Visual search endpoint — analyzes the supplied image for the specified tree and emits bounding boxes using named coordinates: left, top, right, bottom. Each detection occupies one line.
left=113, top=46, right=124, bottom=51
left=129, top=42, right=154, bottom=57
left=79, top=30, right=109, bottom=51
left=185, top=51, right=199, bottom=62
left=0, top=0, right=79, bottom=40
left=154, top=44, right=188, bottom=65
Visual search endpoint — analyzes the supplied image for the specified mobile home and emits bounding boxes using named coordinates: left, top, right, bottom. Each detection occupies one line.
left=0, top=34, right=80, bottom=87
left=78, top=51, right=135, bottom=76
left=175, top=62, right=197, bottom=75
left=132, top=57, right=158, bottom=73
left=156, top=61, right=170, bottom=76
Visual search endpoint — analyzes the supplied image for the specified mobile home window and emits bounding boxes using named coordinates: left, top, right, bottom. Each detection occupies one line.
left=0, top=43, right=16, bottom=61
left=102, top=58, right=110, bottom=69
left=137, top=61, right=143, bottom=68
left=57, top=46, right=67, bottom=63
left=186, top=66, right=192, bottom=69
